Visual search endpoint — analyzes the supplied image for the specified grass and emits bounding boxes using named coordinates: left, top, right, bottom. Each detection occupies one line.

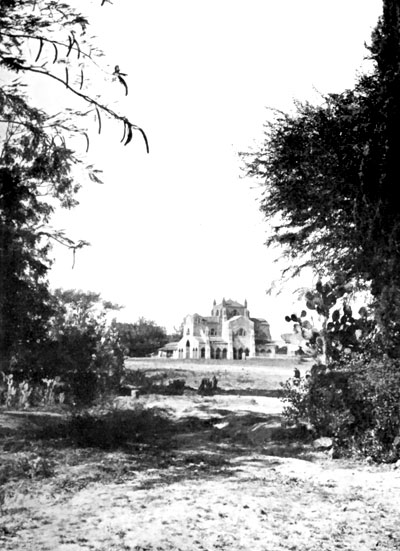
left=0, top=357, right=300, bottom=501
left=124, top=356, right=300, bottom=394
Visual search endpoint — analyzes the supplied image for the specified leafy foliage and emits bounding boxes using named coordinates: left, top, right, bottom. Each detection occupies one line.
left=281, top=277, right=400, bottom=461
left=39, top=289, right=125, bottom=405
left=1, top=1, right=148, bottom=378
left=0, top=0, right=148, bottom=151
left=116, top=319, right=169, bottom=358
left=0, top=452, right=54, bottom=484
left=242, top=1, right=400, bottom=345
left=245, top=6, right=400, bottom=464
left=282, top=357, right=400, bottom=462
left=0, top=150, right=56, bottom=371
left=284, top=275, right=374, bottom=363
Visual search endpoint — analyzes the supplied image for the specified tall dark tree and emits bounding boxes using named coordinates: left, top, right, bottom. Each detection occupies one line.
left=0, top=1, right=147, bottom=372
left=0, top=89, right=81, bottom=371
left=359, top=1, right=400, bottom=345
left=242, top=0, right=400, bottom=351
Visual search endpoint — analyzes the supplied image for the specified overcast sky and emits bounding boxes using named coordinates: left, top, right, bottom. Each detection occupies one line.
left=42, top=0, right=382, bottom=338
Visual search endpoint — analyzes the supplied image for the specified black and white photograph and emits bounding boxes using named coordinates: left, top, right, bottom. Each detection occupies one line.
left=1, top=1, right=400, bottom=549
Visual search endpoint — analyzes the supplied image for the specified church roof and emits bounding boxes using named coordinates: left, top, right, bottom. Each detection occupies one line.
left=159, top=342, right=179, bottom=351
left=215, top=299, right=245, bottom=309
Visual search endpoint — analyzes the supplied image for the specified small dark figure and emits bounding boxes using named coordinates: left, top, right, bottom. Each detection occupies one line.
left=199, top=377, right=213, bottom=395
left=212, top=375, right=218, bottom=390
left=293, top=367, right=301, bottom=385
left=199, top=378, right=209, bottom=392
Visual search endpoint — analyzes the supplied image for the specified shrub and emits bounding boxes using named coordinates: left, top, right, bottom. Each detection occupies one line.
left=121, top=369, right=163, bottom=393
left=0, top=453, right=54, bottom=484
left=348, top=357, right=400, bottom=460
left=280, top=278, right=400, bottom=461
left=41, top=290, right=125, bottom=406
left=2, top=290, right=125, bottom=408
left=282, top=357, right=400, bottom=461
left=121, top=371, right=187, bottom=395
left=165, top=379, right=185, bottom=395
left=52, top=407, right=176, bottom=449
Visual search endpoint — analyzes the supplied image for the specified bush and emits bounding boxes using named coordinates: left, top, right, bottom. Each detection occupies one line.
left=121, top=370, right=187, bottom=395
left=52, top=407, right=176, bottom=449
left=348, top=358, right=400, bottom=460
left=0, top=453, right=54, bottom=484
left=2, top=290, right=125, bottom=408
left=165, top=379, right=185, bottom=395
left=42, top=290, right=125, bottom=406
left=281, top=357, right=400, bottom=461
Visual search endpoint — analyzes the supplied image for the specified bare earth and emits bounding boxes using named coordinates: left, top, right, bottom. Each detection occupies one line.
left=1, top=358, right=400, bottom=550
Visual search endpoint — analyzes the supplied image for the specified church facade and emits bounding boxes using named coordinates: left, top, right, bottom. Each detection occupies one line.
left=160, top=298, right=272, bottom=360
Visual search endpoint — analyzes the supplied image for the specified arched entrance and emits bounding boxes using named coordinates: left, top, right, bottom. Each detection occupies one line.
left=186, top=340, right=190, bottom=359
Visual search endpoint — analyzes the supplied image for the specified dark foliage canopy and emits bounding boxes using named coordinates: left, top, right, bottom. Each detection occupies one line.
left=242, top=1, right=400, bottom=297
left=242, top=1, right=400, bottom=346
left=116, top=319, right=169, bottom=358
left=0, top=1, right=146, bottom=372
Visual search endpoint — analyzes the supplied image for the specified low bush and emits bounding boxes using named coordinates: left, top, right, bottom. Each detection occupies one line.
left=39, top=406, right=176, bottom=450
left=281, top=356, right=400, bottom=462
left=0, top=452, right=54, bottom=484
left=122, top=370, right=187, bottom=395
left=163, top=379, right=186, bottom=395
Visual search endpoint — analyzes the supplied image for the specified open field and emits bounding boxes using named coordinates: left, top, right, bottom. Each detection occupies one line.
left=1, top=357, right=400, bottom=550
left=125, top=356, right=303, bottom=394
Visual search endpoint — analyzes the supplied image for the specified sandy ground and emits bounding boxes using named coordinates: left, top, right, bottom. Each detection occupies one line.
left=133, top=393, right=285, bottom=418
left=124, top=357, right=302, bottom=392
left=1, top=392, right=400, bottom=551
left=1, top=360, right=399, bottom=550
left=4, top=454, right=400, bottom=551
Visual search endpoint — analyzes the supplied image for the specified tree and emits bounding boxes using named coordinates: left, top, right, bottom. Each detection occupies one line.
left=0, top=154, right=54, bottom=372
left=167, top=323, right=183, bottom=343
left=0, top=88, right=87, bottom=371
left=116, top=319, right=169, bottom=358
left=42, top=289, right=124, bottom=405
left=1, top=1, right=147, bottom=373
left=242, top=1, right=400, bottom=349
left=0, top=1, right=148, bottom=152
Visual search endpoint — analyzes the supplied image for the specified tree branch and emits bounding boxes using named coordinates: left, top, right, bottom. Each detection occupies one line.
left=22, top=65, right=149, bottom=153
left=0, top=31, right=108, bottom=74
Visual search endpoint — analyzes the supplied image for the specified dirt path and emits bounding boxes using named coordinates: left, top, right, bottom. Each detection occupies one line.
left=2, top=453, right=400, bottom=551
left=1, top=395, right=400, bottom=550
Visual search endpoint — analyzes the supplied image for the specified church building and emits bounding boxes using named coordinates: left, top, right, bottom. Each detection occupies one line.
left=160, top=298, right=272, bottom=360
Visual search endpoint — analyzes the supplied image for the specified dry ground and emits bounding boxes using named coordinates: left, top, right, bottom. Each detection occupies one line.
left=124, top=357, right=304, bottom=393
left=1, top=358, right=399, bottom=551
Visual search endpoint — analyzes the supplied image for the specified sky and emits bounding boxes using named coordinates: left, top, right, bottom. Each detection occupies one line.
left=36, top=0, right=383, bottom=338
